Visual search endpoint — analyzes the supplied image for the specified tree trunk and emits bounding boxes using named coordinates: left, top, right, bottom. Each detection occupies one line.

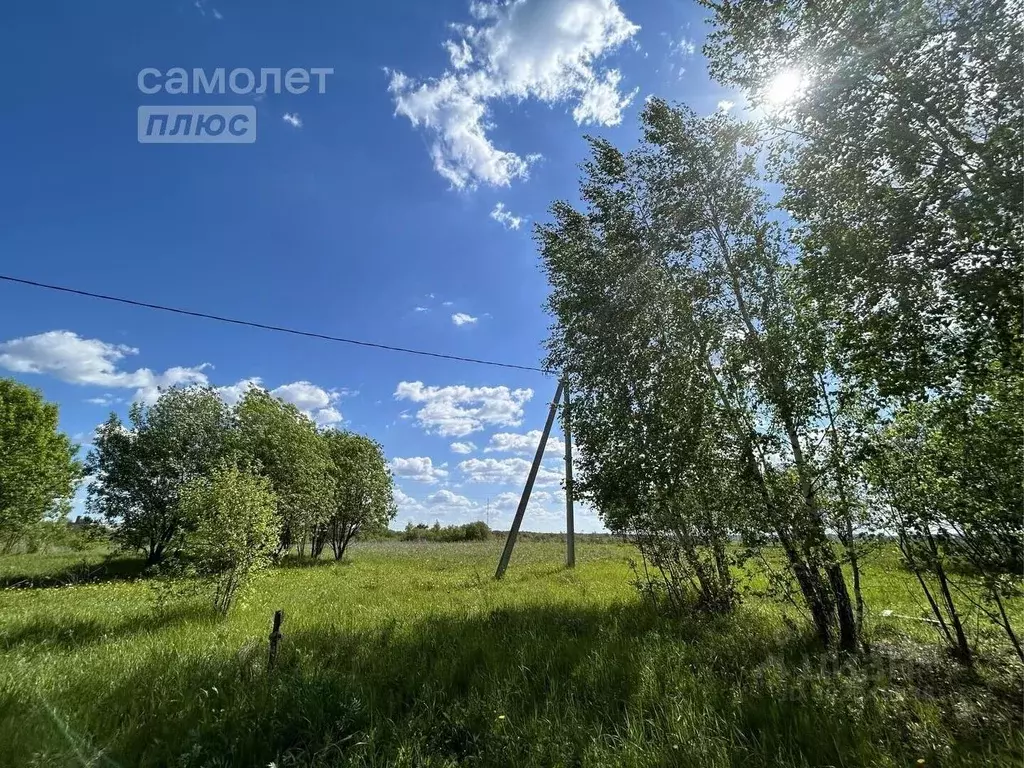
left=992, top=588, right=1024, bottom=664
left=338, top=524, right=358, bottom=561
left=147, top=541, right=165, bottom=565
left=925, top=530, right=972, bottom=665
left=778, top=529, right=834, bottom=647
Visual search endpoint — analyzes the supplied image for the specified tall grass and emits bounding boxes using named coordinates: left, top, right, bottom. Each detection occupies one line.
left=0, top=540, right=1020, bottom=767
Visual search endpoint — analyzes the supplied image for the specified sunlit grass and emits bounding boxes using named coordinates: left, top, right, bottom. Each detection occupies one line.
left=0, top=540, right=1019, bottom=767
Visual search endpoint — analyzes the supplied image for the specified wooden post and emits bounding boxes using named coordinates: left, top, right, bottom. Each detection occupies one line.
left=268, top=609, right=284, bottom=671
left=564, top=384, right=575, bottom=568
left=495, top=381, right=565, bottom=580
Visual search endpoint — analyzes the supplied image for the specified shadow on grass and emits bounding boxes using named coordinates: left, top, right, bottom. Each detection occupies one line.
left=275, top=554, right=344, bottom=570
left=2, top=594, right=1019, bottom=768
left=6, top=599, right=1020, bottom=768
left=0, top=602, right=211, bottom=653
left=0, top=556, right=148, bottom=589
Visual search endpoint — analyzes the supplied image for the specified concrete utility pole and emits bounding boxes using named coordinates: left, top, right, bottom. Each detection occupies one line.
left=495, top=380, right=565, bottom=579
left=564, top=384, right=575, bottom=568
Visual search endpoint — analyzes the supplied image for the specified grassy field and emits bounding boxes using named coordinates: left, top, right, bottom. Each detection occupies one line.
left=0, top=539, right=1020, bottom=767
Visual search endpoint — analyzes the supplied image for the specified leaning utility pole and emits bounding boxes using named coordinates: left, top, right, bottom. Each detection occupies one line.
left=563, top=385, right=575, bottom=568
left=495, top=380, right=565, bottom=579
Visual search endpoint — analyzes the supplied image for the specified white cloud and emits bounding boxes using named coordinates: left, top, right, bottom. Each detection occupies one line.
left=458, top=456, right=562, bottom=486
left=717, top=99, right=735, bottom=113
left=388, top=0, right=640, bottom=188
left=270, top=380, right=349, bottom=426
left=396, top=480, right=605, bottom=531
left=271, top=381, right=334, bottom=411
left=216, top=377, right=263, bottom=406
left=442, top=300, right=454, bottom=307
left=485, top=429, right=565, bottom=456
left=674, top=37, right=696, bottom=57
left=0, top=330, right=210, bottom=404
left=490, top=202, right=523, bottom=230
left=443, top=39, right=474, bottom=70
left=451, top=312, right=478, bottom=326
left=390, top=456, right=450, bottom=484
left=450, top=441, right=477, bottom=454
left=282, top=112, right=302, bottom=128
left=426, top=488, right=474, bottom=508
left=0, top=331, right=350, bottom=423
left=572, top=68, right=636, bottom=124
left=414, top=306, right=430, bottom=312
left=394, top=487, right=427, bottom=518
left=491, top=489, right=563, bottom=520
left=314, top=406, right=344, bottom=426
left=395, top=381, right=533, bottom=437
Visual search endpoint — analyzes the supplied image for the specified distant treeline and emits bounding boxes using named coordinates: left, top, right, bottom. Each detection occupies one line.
left=398, top=521, right=492, bottom=542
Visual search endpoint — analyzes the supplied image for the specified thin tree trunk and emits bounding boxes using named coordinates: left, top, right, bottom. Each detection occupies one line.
left=338, top=524, right=359, bottom=561
left=924, top=529, right=972, bottom=664
left=819, top=375, right=866, bottom=632
left=992, top=588, right=1024, bottom=663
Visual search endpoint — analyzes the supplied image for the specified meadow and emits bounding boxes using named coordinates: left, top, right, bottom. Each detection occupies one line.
left=0, top=539, right=1020, bottom=767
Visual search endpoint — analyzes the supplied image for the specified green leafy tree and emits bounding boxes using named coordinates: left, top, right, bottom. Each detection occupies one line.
left=541, top=102, right=863, bottom=648
left=320, top=430, right=395, bottom=560
left=700, top=0, right=1023, bottom=661
left=86, top=386, right=232, bottom=564
left=232, top=388, right=334, bottom=556
left=866, top=369, right=1023, bottom=663
left=699, top=0, right=1022, bottom=400
left=179, top=464, right=280, bottom=614
left=0, top=378, right=82, bottom=552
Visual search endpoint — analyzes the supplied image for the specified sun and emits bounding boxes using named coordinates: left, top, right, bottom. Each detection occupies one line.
left=764, top=68, right=807, bottom=106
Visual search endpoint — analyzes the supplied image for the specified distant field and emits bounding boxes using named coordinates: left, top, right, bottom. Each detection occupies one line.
left=0, top=540, right=1020, bottom=767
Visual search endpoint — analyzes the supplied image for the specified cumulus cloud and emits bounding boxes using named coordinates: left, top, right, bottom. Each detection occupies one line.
left=388, top=0, right=640, bottom=188
left=271, top=381, right=333, bottom=411
left=458, top=456, right=562, bottom=486
left=426, top=488, right=474, bottom=508
left=485, top=429, right=565, bottom=456
left=314, top=406, right=344, bottom=426
left=270, top=380, right=349, bottom=426
left=282, top=112, right=302, bottom=128
left=490, top=202, right=523, bottom=230
left=396, top=479, right=604, bottom=531
left=390, top=456, right=450, bottom=484
left=450, top=441, right=477, bottom=454
left=0, top=331, right=352, bottom=423
left=451, top=312, right=478, bottom=326
left=491, top=489, right=564, bottom=520
left=395, top=381, right=533, bottom=437
left=214, top=377, right=263, bottom=406
left=717, top=99, right=735, bottom=113
left=0, top=330, right=210, bottom=404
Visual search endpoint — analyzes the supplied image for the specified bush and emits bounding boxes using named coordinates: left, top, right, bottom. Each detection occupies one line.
left=178, top=465, right=280, bottom=614
left=401, top=521, right=492, bottom=542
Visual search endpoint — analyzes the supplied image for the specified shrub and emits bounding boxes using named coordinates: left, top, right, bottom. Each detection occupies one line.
left=401, top=521, right=491, bottom=542
left=179, top=464, right=280, bottom=614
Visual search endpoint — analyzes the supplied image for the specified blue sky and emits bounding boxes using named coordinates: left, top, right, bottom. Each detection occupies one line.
left=0, top=0, right=738, bottom=532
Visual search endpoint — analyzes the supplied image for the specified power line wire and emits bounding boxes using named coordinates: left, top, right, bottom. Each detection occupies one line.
left=0, top=274, right=550, bottom=374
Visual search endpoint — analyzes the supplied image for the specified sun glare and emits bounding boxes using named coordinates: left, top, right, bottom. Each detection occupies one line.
left=764, top=68, right=807, bottom=106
